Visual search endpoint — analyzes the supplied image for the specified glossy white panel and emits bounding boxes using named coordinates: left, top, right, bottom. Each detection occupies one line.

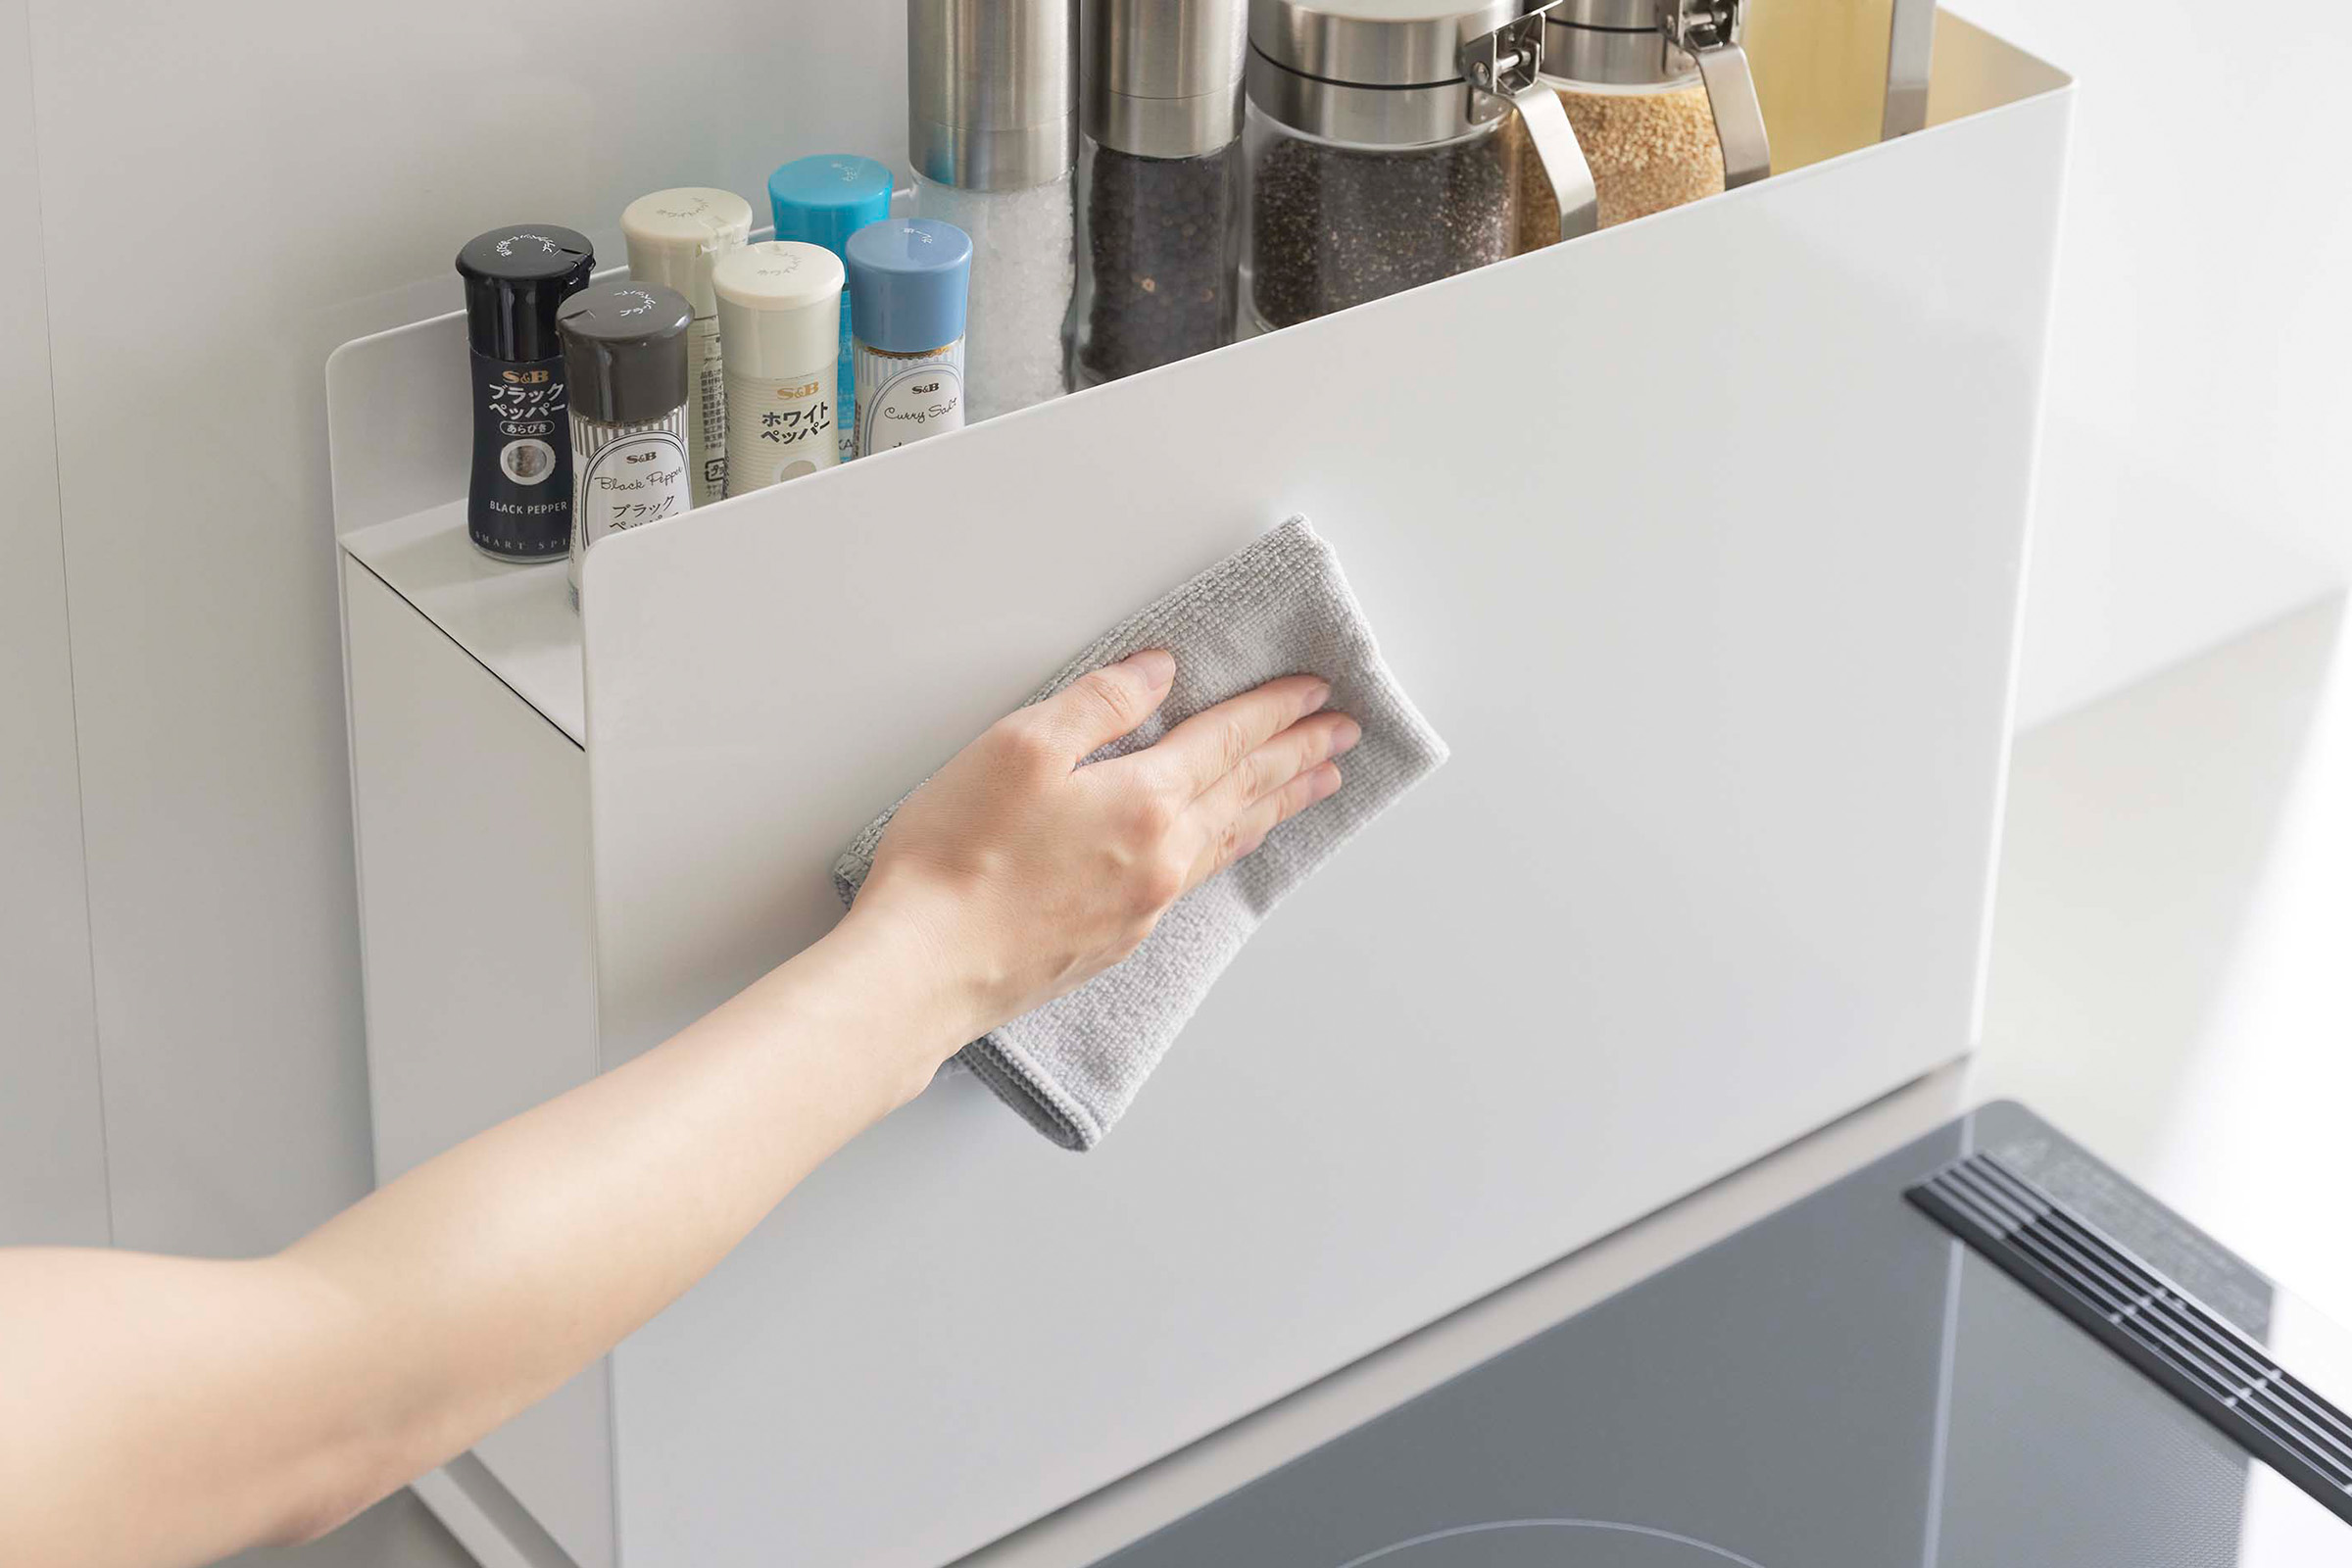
left=22, top=0, right=906, bottom=1254
left=0, top=0, right=108, bottom=1248
left=343, top=561, right=608, bottom=1568
left=958, top=1068, right=1973, bottom=1568
left=1947, top=0, right=2352, bottom=725
left=343, top=504, right=587, bottom=745
left=570, top=62, right=2071, bottom=1567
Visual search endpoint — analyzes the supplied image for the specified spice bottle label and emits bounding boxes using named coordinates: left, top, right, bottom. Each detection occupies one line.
left=468, top=350, right=572, bottom=559
left=688, top=315, right=727, bottom=509
left=724, top=366, right=838, bottom=494
left=855, top=340, right=965, bottom=457
left=567, top=417, right=689, bottom=602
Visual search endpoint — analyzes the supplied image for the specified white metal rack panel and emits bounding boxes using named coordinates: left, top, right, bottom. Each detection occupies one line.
left=329, top=20, right=2072, bottom=1566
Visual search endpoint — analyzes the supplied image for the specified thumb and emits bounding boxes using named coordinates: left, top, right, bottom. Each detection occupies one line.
left=1035, top=649, right=1178, bottom=760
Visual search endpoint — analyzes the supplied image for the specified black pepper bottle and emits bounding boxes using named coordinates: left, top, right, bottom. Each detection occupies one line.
left=456, top=225, right=596, bottom=562
left=1070, top=0, right=1247, bottom=386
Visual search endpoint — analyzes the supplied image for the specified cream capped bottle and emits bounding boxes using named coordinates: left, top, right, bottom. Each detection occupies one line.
left=712, top=241, right=845, bottom=494
left=620, top=187, right=753, bottom=508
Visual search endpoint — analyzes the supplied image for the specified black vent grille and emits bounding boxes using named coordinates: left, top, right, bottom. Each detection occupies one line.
left=1908, top=1151, right=2352, bottom=1525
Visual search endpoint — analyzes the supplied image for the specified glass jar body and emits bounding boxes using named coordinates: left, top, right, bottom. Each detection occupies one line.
left=911, top=170, right=1074, bottom=421
left=1244, top=103, right=1515, bottom=333
left=1072, top=135, right=1244, bottom=385
left=1518, top=74, right=1725, bottom=249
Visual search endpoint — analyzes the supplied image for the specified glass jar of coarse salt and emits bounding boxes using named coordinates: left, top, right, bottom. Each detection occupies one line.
left=907, top=0, right=1077, bottom=422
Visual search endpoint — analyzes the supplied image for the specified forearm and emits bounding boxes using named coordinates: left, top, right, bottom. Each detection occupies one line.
left=0, top=652, right=1348, bottom=1568
left=279, top=909, right=964, bottom=1520
left=0, top=910, right=964, bottom=1568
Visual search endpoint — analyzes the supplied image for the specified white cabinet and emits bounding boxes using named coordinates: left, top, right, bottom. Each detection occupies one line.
left=330, top=22, right=2071, bottom=1567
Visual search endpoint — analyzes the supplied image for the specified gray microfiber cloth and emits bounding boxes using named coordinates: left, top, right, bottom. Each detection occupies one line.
left=832, top=516, right=1448, bottom=1150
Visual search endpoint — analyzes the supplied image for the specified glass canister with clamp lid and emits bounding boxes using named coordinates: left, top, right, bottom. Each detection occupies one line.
left=1242, top=0, right=1601, bottom=330
left=1517, top=0, right=1770, bottom=243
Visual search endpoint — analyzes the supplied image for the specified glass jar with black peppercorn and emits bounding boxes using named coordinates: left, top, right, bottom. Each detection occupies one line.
left=1070, top=0, right=1248, bottom=385
left=1243, top=0, right=1599, bottom=331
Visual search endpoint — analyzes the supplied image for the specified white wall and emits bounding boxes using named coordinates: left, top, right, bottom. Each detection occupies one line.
left=5, top=1, right=2342, bottom=1257
left=0, top=0, right=108, bottom=1249
left=17, top=0, right=906, bottom=1258
left=1950, top=2, right=2352, bottom=726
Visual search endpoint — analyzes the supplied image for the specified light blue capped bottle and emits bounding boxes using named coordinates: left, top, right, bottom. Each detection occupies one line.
left=768, top=156, right=895, bottom=463
left=846, top=219, right=972, bottom=457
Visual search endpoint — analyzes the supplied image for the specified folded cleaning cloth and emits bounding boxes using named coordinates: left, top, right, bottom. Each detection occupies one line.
left=833, top=516, right=1448, bottom=1151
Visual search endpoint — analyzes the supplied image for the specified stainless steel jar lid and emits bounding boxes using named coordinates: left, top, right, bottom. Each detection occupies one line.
left=909, top=0, right=1079, bottom=192
left=1246, top=0, right=1520, bottom=147
left=1083, top=0, right=1248, bottom=159
left=1539, top=0, right=1701, bottom=87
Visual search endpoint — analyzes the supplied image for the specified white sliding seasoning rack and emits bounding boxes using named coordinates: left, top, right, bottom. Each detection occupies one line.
left=328, top=21, right=2073, bottom=1568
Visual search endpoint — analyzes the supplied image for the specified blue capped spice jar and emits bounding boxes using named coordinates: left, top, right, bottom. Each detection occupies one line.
left=455, top=225, right=595, bottom=561
left=844, top=218, right=972, bottom=457
left=769, top=156, right=895, bottom=463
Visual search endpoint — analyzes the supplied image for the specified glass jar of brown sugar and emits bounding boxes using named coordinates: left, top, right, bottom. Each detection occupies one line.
left=1516, top=0, right=1771, bottom=246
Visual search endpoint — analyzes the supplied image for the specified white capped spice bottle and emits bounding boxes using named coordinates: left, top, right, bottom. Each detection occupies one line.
left=620, top=187, right=753, bottom=508
left=557, top=281, right=695, bottom=609
left=712, top=241, right=845, bottom=494
left=845, top=218, right=972, bottom=456
left=907, top=0, right=1076, bottom=422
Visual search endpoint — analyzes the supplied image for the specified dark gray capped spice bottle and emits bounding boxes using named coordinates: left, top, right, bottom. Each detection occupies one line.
left=557, top=280, right=694, bottom=610
left=456, top=226, right=596, bottom=562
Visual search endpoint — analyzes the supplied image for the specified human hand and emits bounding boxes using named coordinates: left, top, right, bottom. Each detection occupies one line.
left=844, top=650, right=1358, bottom=1060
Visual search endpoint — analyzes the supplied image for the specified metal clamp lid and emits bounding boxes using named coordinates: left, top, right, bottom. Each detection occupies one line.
left=1245, top=0, right=1529, bottom=147
left=1460, top=14, right=1598, bottom=241
left=1533, top=0, right=1769, bottom=191
left=1660, top=0, right=1769, bottom=189
left=1248, top=0, right=1519, bottom=87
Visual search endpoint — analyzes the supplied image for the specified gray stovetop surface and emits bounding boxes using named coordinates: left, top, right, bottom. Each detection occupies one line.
left=1095, top=1100, right=2351, bottom=1568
